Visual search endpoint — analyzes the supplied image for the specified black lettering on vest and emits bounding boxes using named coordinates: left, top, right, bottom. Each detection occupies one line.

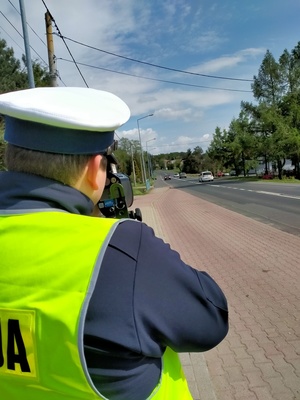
left=0, top=320, right=4, bottom=367
left=7, top=319, right=30, bottom=372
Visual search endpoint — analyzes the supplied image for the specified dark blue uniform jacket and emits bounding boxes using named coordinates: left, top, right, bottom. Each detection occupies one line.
left=0, top=171, right=228, bottom=400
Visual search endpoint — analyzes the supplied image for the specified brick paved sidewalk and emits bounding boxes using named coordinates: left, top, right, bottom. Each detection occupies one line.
left=132, top=187, right=300, bottom=400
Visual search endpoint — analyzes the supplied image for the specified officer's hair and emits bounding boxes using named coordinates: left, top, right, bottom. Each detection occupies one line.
left=5, top=144, right=93, bottom=186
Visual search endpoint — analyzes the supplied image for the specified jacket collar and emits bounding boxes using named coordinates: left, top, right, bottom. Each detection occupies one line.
left=0, top=171, right=94, bottom=216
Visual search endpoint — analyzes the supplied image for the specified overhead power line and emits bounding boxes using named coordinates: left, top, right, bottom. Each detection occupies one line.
left=58, top=57, right=252, bottom=93
left=7, top=0, right=45, bottom=45
left=2, top=1, right=66, bottom=85
left=0, top=10, right=23, bottom=37
left=0, top=22, right=24, bottom=52
left=41, top=0, right=89, bottom=87
left=57, top=35, right=254, bottom=83
left=7, top=0, right=46, bottom=47
left=1, top=5, right=48, bottom=66
left=3, top=0, right=252, bottom=90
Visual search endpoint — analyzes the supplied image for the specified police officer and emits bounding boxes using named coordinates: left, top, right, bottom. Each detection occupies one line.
left=0, top=87, right=228, bottom=400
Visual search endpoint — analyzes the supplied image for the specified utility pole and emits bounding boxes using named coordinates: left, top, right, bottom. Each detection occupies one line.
left=130, top=143, right=137, bottom=186
left=19, top=0, right=35, bottom=88
left=145, top=138, right=156, bottom=180
left=137, top=114, right=154, bottom=185
left=45, top=11, right=58, bottom=87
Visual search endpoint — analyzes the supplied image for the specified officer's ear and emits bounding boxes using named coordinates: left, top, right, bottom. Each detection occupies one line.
left=86, top=154, right=102, bottom=190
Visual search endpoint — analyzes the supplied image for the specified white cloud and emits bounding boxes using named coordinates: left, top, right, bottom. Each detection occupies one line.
left=185, top=31, right=227, bottom=53
left=154, top=107, right=196, bottom=121
left=188, top=48, right=266, bottom=75
left=239, top=48, right=266, bottom=57
left=118, top=128, right=157, bottom=143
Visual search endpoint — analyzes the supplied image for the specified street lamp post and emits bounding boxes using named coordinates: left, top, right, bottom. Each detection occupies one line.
left=145, top=138, right=156, bottom=179
left=137, top=114, right=154, bottom=185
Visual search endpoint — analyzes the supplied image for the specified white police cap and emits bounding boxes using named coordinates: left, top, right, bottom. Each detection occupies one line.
left=0, top=87, right=130, bottom=154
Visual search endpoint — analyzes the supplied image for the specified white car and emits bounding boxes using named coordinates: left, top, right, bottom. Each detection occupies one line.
left=199, top=171, right=214, bottom=182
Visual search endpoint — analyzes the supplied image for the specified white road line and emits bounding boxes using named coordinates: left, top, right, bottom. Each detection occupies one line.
left=256, top=190, right=300, bottom=200
left=210, top=185, right=300, bottom=200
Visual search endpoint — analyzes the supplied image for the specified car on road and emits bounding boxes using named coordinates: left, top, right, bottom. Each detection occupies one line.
left=179, top=172, right=187, bottom=178
left=199, top=171, right=214, bottom=182
left=164, top=174, right=171, bottom=180
left=173, top=173, right=180, bottom=178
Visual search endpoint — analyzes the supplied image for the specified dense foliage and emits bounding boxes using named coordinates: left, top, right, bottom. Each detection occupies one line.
left=208, top=42, right=300, bottom=179
left=0, top=38, right=51, bottom=94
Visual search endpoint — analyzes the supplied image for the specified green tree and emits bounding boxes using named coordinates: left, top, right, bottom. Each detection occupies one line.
left=0, top=37, right=52, bottom=171
left=279, top=43, right=300, bottom=95
left=115, top=138, right=142, bottom=182
left=252, top=50, right=284, bottom=105
left=278, top=43, right=300, bottom=177
left=30, top=58, right=52, bottom=87
left=0, top=38, right=27, bottom=93
left=207, top=127, right=234, bottom=174
left=227, top=112, right=257, bottom=176
left=182, top=147, right=203, bottom=173
left=244, top=49, right=289, bottom=177
left=242, top=101, right=276, bottom=175
left=0, top=37, right=52, bottom=93
left=192, top=146, right=204, bottom=171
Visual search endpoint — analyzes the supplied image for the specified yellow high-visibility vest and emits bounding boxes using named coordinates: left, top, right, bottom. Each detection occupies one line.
left=0, top=211, right=192, bottom=399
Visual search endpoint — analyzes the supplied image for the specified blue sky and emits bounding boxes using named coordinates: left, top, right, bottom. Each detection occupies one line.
left=1, top=0, right=300, bottom=155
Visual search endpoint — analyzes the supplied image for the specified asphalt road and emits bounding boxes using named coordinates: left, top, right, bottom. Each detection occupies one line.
left=156, top=172, right=300, bottom=236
